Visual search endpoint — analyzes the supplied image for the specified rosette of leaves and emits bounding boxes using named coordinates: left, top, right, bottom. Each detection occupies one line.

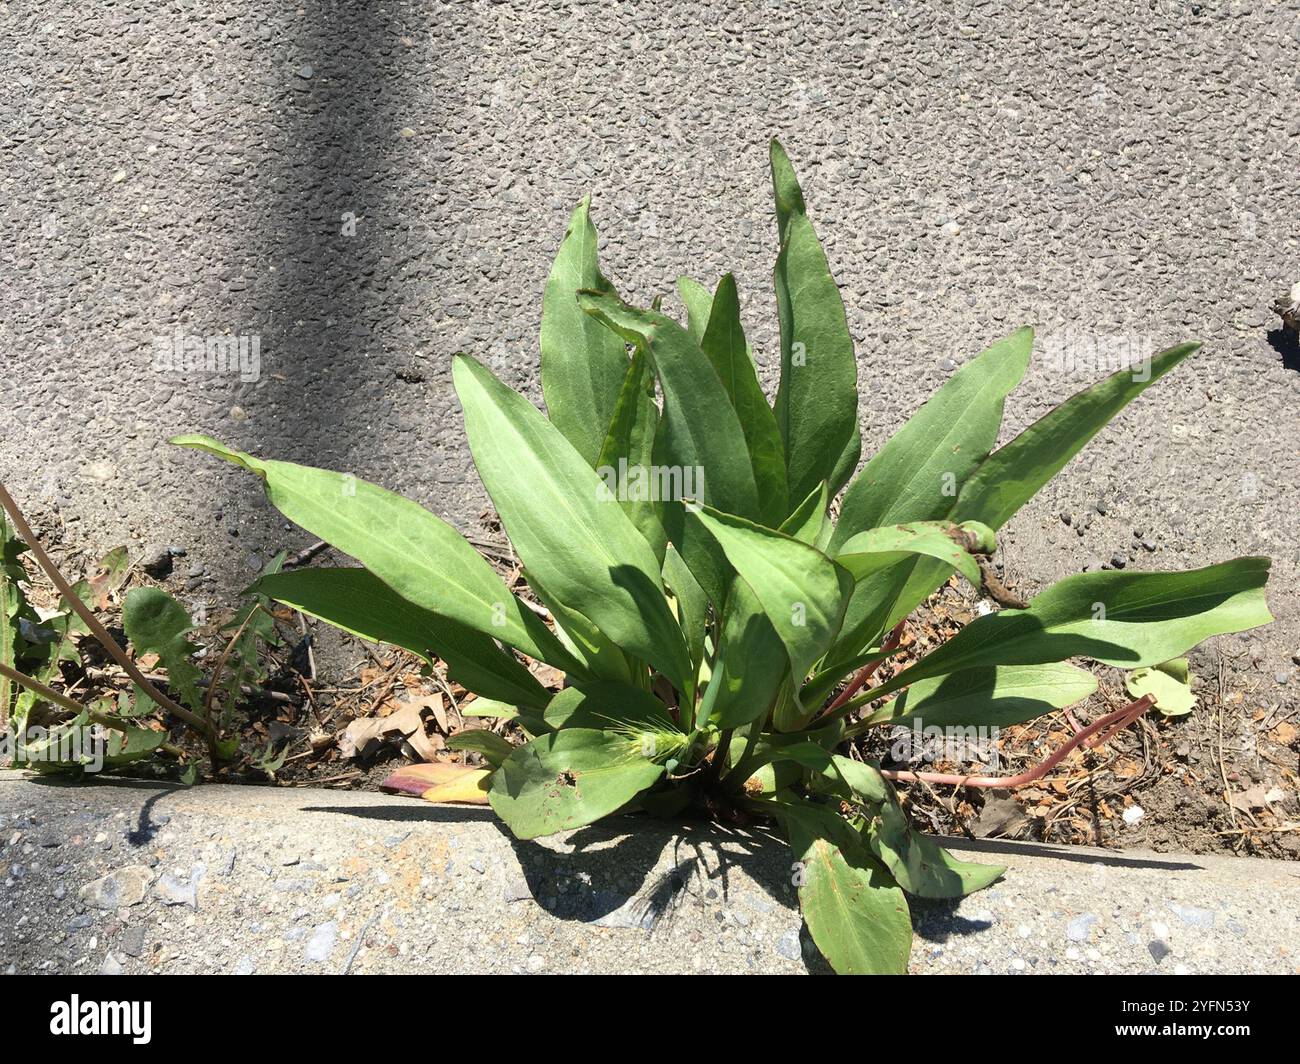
left=174, top=141, right=1272, bottom=974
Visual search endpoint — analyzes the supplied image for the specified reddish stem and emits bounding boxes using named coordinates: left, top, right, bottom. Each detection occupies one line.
left=826, top=621, right=907, bottom=713
left=880, top=694, right=1156, bottom=789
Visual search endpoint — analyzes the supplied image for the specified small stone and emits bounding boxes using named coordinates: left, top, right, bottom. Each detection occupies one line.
left=398, top=126, right=417, bottom=139
left=775, top=929, right=801, bottom=961
left=99, top=953, right=123, bottom=976
left=1066, top=913, right=1097, bottom=942
left=1122, top=805, right=1145, bottom=827
left=80, top=866, right=153, bottom=909
left=1059, top=512, right=1072, bottom=526
left=1274, top=671, right=1289, bottom=686
left=1148, top=939, right=1172, bottom=963
left=1168, top=903, right=1214, bottom=929
left=142, top=546, right=173, bottom=578
left=526, top=955, right=545, bottom=973
left=232, top=956, right=256, bottom=975
left=296, top=65, right=314, bottom=79
left=305, top=921, right=338, bottom=963
left=1141, top=539, right=1158, bottom=552
left=1110, top=553, right=1127, bottom=569
left=156, top=872, right=197, bottom=908
left=1291, top=648, right=1300, bottom=666
left=119, top=925, right=146, bottom=958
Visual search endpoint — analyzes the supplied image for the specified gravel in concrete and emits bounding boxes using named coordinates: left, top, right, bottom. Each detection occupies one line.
left=2, top=772, right=1296, bottom=974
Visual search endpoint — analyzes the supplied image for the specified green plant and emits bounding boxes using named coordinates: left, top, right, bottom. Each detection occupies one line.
left=173, top=141, right=1272, bottom=974
left=0, top=487, right=281, bottom=779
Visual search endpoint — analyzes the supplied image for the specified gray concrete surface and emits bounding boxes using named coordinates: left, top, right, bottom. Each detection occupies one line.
left=1, top=771, right=1296, bottom=974
left=2, top=2, right=1298, bottom=696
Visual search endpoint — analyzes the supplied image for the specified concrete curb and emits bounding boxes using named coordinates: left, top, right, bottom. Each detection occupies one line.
left=1, top=772, right=1296, bottom=974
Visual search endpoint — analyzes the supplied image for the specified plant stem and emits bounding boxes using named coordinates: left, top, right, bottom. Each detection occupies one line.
left=0, top=660, right=184, bottom=758
left=0, top=483, right=214, bottom=740
left=822, top=620, right=907, bottom=717
left=874, top=695, right=1156, bottom=789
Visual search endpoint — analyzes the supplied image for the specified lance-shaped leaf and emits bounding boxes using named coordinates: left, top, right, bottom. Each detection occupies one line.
left=869, top=558, right=1273, bottom=700
left=522, top=568, right=637, bottom=687
left=383, top=762, right=493, bottom=804
left=255, top=568, right=550, bottom=710
left=539, top=197, right=629, bottom=467
left=453, top=355, right=692, bottom=693
left=579, top=291, right=761, bottom=521
left=832, top=328, right=1034, bottom=551
left=825, top=327, right=1034, bottom=664
left=541, top=682, right=677, bottom=733
left=780, top=481, right=831, bottom=548
left=954, top=342, right=1201, bottom=531
left=706, top=578, right=789, bottom=730
left=700, top=274, right=789, bottom=524
left=489, top=729, right=665, bottom=840
left=122, top=587, right=204, bottom=713
left=835, top=520, right=995, bottom=587
left=663, top=545, right=708, bottom=680
left=867, top=797, right=1004, bottom=900
left=172, top=435, right=575, bottom=673
left=676, top=275, right=714, bottom=342
left=776, top=800, right=912, bottom=975
left=691, top=506, right=852, bottom=689
left=770, top=139, right=859, bottom=509
left=594, top=345, right=666, bottom=561
left=863, top=663, right=1098, bottom=729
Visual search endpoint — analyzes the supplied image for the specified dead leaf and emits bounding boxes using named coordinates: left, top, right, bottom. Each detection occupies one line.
left=972, top=793, right=1029, bottom=839
left=1270, top=721, right=1297, bottom=745
left=1229, top=783, right=1287, bottom=812
left=381, top=763, right=491, bottom=804
left=339, top=700, right=442, bottom=761
left=529, top=663, right=565, bottom=690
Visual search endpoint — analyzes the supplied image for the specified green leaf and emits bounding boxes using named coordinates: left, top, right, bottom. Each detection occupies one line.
left=539, top=197, right=629, bottom=467
left=780, top=482, right=831, bottom=548
left=692, top=506, right=852, bottom=696
left=446, top=729, right=516, bottom=768
left=255, top=568, right=550, bottom=710
left=103, top=725, right=168, bottom=767
left=541, top=682, right=676, bottom=733
left=835, top=521, right=994, bottom=587
left=663, top=545, right=709, bottom=680
left=706, top=578, right=789, bottom=730
left=777, top=800, right=912, bottom=975
left=867, top=797, right=1004, bottom=899
left=489, top=729, right=665, bottom=840
left=699, top=274, right=789, bottom=524
left=832, top=329, right=1034, bottom=550
left=594, top=346, right=666, bottom=561
left=579, top=291, right=761, bottom=521
left=172, top=435, right=576, bottom=674
left=452, top=355, right=692, bottom=693
left=826, top=327, right=1034, bottom=662
left=675, top=275, right=714, bottom=342
left=1126, top=658, right=1196, bottom=717
left=522, top=567, right=637, bottom=686
left=122, top=588, right=204, bottom=714
left=954, top=343, right=1201, bottom=531
left=869, top=558, right=1273, bottom=700
left=864, top=663, right=1098, bottom=730
left=770, top=139, right=859, bottom=509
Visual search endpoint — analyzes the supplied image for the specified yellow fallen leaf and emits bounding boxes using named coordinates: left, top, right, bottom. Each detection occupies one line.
left=382, top=762, right=491, bottom=804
